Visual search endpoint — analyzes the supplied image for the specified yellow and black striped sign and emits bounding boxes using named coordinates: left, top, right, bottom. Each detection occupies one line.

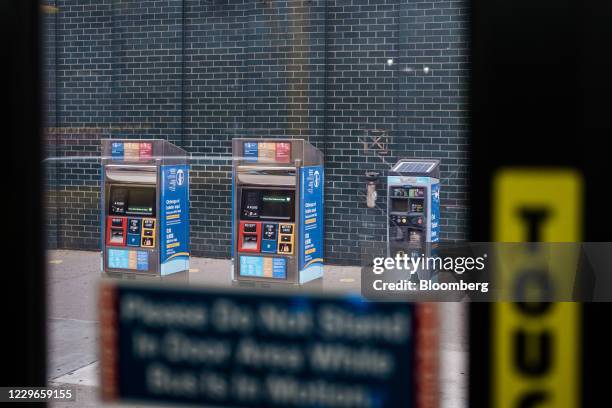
left=491, top=168, right=583, bottom=408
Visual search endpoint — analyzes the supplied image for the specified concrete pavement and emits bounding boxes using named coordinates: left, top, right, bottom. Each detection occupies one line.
left=46, top=249, right=467, bottom=407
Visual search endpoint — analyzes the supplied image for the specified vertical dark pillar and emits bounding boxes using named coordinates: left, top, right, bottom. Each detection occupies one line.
left=0, top=0, right=46, bottom=390
left=470, top=1, right=612, bottom=407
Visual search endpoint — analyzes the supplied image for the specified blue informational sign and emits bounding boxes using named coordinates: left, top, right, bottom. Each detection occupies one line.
left=430, top=182, right=440, bottom=243
left=244, top=142, right=258, bottom=162
left=107, top=249, right=148, bottom=271
left=239, top=256, right=286, bottom=279
left=272, top=257, right=286, bottom=279
left=239, top=256, right=264, bottom=277
left=108, top=249, right=129, bottom=269
left=160, top=164, right=189, bottom=275
left=111, top=142, right=124, bottom=160
left=101, top=283, right=421, bottom=408
left=136, top=251, right=149, bottom=271
left=299, top=166, right=324, bottom=283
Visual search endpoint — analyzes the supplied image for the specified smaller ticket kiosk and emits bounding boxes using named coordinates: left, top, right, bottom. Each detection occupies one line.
left=101, top=139, right=189, bottom=279
left=232, top=139, right=324, bottom=286
left=387, top=159, right=440, bottom=258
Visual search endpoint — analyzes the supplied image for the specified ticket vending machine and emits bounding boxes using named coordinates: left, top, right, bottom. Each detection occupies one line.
left=387, top=159, right=440, bottom=259
left=101, top=139, right=189, bottom=280
left=232, top=139, right=324, bottom=286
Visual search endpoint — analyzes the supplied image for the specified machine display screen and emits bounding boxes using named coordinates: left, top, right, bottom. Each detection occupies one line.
left=391, top=199, right=409, bottom=213
left=241, top=189, right=295, bottom=221
left=109, top=186, right=156, bottom=216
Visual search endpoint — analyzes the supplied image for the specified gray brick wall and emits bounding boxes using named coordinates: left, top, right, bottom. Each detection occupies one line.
left=43, top=0, right=469, bottom=265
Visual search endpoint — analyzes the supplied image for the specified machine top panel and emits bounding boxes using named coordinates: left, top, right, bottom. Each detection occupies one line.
left=389, top=159, right=440, bottom=178
left=233, top=138, right=323, bottom=167
left=101, top=139, right=188, bottom=165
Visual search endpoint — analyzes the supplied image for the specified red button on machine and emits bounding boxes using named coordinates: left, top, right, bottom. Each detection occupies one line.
left=238, top=221, right=261, bottom=253
left=106, top=216, right=127, bottom=246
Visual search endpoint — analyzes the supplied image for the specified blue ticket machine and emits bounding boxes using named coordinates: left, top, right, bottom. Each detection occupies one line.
left=232, top=139, right=324, bottom=286
left=101, top=139, right=189, bottom=280
left=387, top=159, right=440, bottom=260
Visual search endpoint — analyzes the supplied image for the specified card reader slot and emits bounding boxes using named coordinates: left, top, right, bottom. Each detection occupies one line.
left=242, top=235, right=258, bottom=250
left=110, top=229, right=124, bottom=243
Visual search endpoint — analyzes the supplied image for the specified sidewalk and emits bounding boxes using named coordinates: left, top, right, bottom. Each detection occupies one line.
left=46, top=249, right=467, bottom=407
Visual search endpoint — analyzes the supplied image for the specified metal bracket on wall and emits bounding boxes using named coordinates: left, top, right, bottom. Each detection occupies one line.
left=359, top=129, right=391, bottom=216
left=360, top=129, right=390, bottom=156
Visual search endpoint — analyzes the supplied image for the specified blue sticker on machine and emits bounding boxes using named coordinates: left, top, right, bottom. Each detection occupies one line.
left=239, top=256, right=264, bottom=277
left=111, top=142, right=124, bottom=160
left=244, top=142, right=258, bottom=162
left=104, top=283, right=423, bottom=408
left=108, top=249, right=129, bottom=269
left=430, top=182, right=440, bottom=243
left=272, top=257, right=286, bottom=279
left=387, top=176, right=401, bottom=185
left=136, top=251, right=149, bottom=271
left=160, top=164, right=189, bottom=275
left=299, top=166, right=324, bottom=282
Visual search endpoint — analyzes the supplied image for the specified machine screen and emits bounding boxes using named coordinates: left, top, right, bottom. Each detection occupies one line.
left=109, top=186, right=156, bottom=216
left=241, top=190, right=261, bottom=219
left=261, top=191, right=294, bottom=220
left=391, top=199, right=409, bottom=213
left=241, top=189, right=295, bottom=221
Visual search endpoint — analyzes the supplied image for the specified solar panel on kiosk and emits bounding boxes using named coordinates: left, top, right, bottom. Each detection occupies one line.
left=392, top=161, right=437, bottom=174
